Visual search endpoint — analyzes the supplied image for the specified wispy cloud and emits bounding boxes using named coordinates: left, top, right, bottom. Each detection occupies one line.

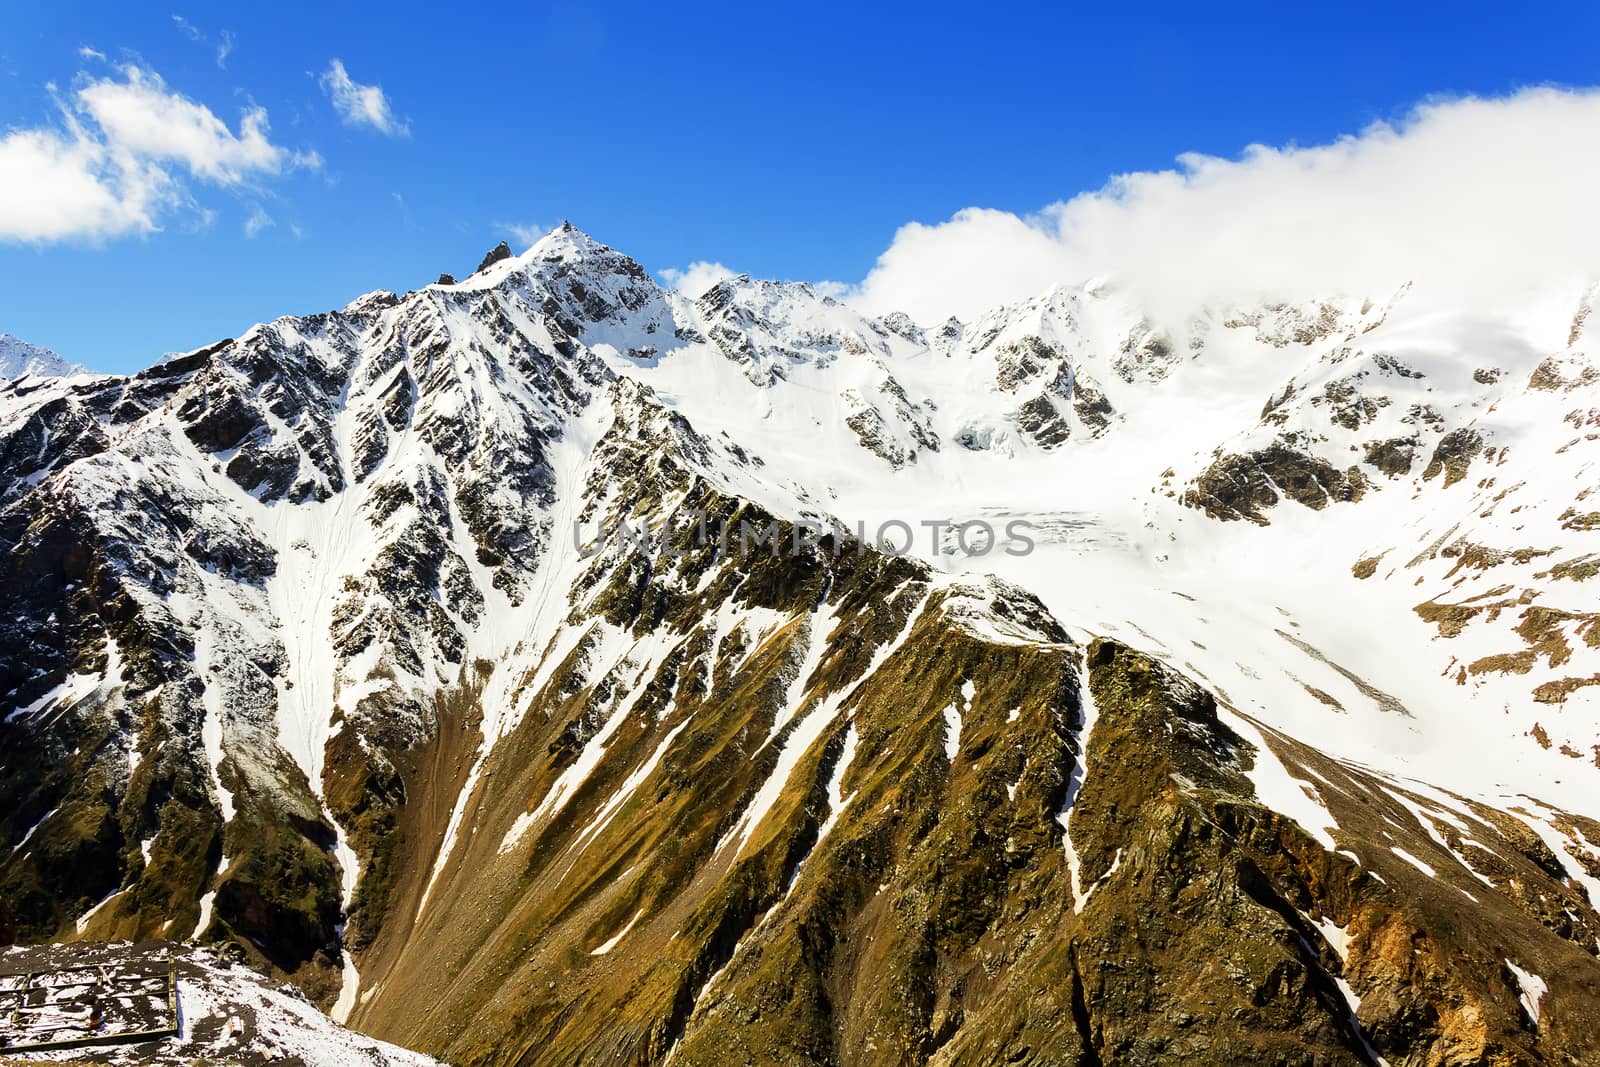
left=659, top=260, right=737, bottom=298
left=849, top=88, right=1600, bottom=324
left=243, top=205, right=273, bottom=237
left=320, top=60, right=409, bottom=137
left=499, top=220, right=551, bottom=248
left=171, top=14, right=202, bottom=42
left=171, top=17, right=238, bottom=71
left=78, top=46, right=106, bottom=61
left=0, top=63, right=317, bottom=243
left=391, top=190, right=417, bottom=229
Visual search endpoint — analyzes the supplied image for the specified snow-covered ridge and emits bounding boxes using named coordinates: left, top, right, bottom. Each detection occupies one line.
left=0, top=225, right=1596, bottom=1059
left=2, top=224, right=1595, bottom=811
left=0, top=333, right=85, bottom=380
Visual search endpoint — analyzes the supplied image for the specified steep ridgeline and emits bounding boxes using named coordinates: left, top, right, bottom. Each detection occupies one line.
left=1, top=226, right=1598, bottom=1065
left=0, top=333, right=84, bottom=381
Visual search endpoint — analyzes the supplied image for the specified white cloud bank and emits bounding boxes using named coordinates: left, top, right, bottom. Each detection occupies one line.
left=0, top=65, right=315, bottom=244
left=851, top=88, right=1600, bottom=324
left=659, top=260, right=737, bottom=298
left=321, top=60, right=409, bottom=137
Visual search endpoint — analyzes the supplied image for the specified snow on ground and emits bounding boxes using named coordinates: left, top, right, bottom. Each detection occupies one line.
left=593, top=269, right=1597, bottom=827
left=0, top=942, right=439, bottom=1065
left=11, top=229, right=1597, bottom=990
left=770, top=606, right=839, bottom=743
left=590, top=909, right=645, bottom=956
left=1501, top=798, right=1600, bottom=906
left=1390, top=847, right=1439, bottom=879
left=191, top=626, right=236, bottom=826
left=941, top=700, right=962, bottom=764
left=718, top=587, right=934, bottom=864
left=1057, top=649, right=1102, bottom=913
left=191, top=891, right=216, bottom=941
left=722, top=701, right=839, bottom=862
left=568, top=717, right=691, bottom=856
left=1505, top=959, right=1549, bottom=1026
left=74, top=889, right=124, bottom=935
left=1303, top=911, right=1390, bottom=1065
left=818, top=722, right=859, bottom=841
left=1225, top=717, right=1341, bottom=851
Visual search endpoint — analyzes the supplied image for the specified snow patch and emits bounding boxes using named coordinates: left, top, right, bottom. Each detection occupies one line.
left=590, top=908, right=645, bottom=955
left=1390, top=846, right=1437, bottom=878
left=1505, top=959, right=1548, bottom=1026
left=1227, top=716, right=1340, bottom=852
left=192, top=891, right=216, bottom=940
left=941, top=701, right=962, bottom=764
left=1056, top=651, right=1101, bottom=913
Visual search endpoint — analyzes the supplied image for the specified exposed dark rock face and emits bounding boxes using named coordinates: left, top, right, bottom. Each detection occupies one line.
left=1184, top=439, right=1368, bottom=525
left=475, top=242, right=513, bottom=275
left=990, top=337, right=1113, bottom=442
left=1363, top=435, right=1419, bottom=477
left=1070, top=386, right=1113, bottom=439
left=1114, top=321, right=1180, bottom=382
left=994, top=337, right=1052, bottom=391
left=1320, top=376, right=1391, bottom=429
left=0, top=393, right=110, bottom=504
left=1224, top=302, right=1344, bottom=348
left=1422, top=427, right=1488, bottom=487
left=1015, top=393, right=1072, bottom=448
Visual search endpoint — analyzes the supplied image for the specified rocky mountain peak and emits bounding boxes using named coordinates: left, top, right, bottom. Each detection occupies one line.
left=0, top=333, right=85, bottom=380
left=473, top=242, right=513, bottom=275
left=528, top=221, right=610, bottom=262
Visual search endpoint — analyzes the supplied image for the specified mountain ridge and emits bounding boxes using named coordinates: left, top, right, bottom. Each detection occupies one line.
left=1, top=225, right=1597, bottom=1065
left=0, top=332, right=85, bottom=380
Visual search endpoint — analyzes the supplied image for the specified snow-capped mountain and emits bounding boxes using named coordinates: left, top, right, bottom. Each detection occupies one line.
left=0, top=333, right=84, bottom=380
left=1, top=225, right=1597, bottom=1065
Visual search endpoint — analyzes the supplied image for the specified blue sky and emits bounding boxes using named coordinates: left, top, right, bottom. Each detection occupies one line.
left=3, top=1, right=1598, bottom=372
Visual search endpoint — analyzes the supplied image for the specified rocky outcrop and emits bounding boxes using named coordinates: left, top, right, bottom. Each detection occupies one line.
left=1422, top=427, right=1488, bottom=487
left=1184, top=438, right=1368, bottom=525
left=474, top=242, right=513, bottom=275
left=1014, top=393, right=1072, bottom=448
left=1363, top=435, right=1419, bottom=477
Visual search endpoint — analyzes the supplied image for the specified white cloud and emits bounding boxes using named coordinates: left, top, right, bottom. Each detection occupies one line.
left=850, top=88, right=1600, bottom=325
left=243, top=206, right=273, bottom=237
left=77, top=66, right=309, bottom=182
left=171, top=14, right=202, bottom=42
left=0, top=125, right=169, bottom=242
left=0, top=64, right=315, bottom=243
left=78, top=46, right=106, bottom=61
left=659, top=260, right=738, bottom=298
left=321, top=60, right=409, bottom=137
left=500, top=220, right=551, bottom=248
left=170, top=15, right=234, bottom=69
